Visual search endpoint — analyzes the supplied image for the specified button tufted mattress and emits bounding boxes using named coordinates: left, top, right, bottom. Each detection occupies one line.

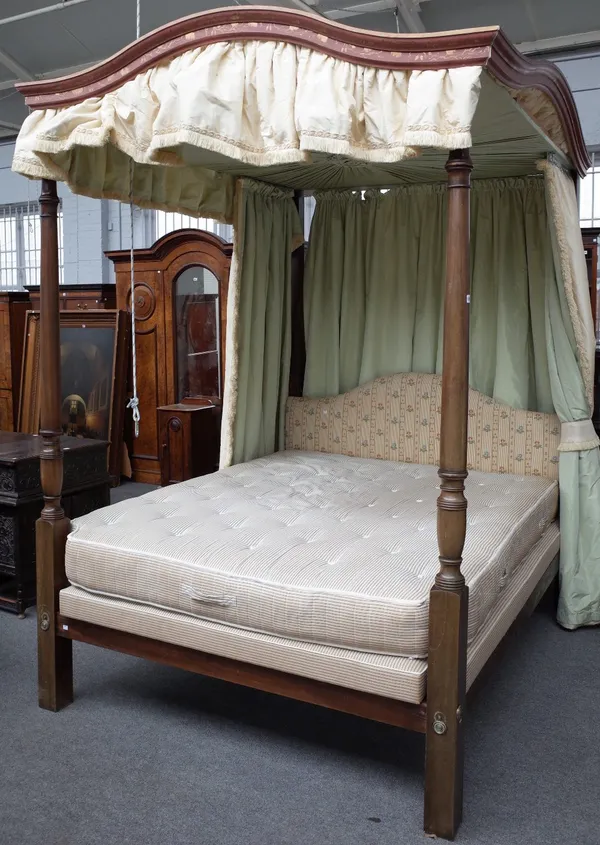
left=65, top=451, right=558, bottom=659
left=59, top=523, right=560, bottom=704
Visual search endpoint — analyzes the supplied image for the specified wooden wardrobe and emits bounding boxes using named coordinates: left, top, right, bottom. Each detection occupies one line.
left=107, top=230, right=232, bottom=484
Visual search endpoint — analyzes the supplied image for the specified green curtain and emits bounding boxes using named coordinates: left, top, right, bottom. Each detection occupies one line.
left=304, top=177, right=554, bottom=414
left=541, top=162, right=600, bottom=629
left=304, top=169, right=600, bottom=630
left=546, top=270, right=600, bottom=628
left=220, top=179, right=302, bottom=467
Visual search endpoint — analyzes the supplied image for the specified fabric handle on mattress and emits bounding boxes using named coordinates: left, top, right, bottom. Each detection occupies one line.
left=182, top=585, right=237, bottom=607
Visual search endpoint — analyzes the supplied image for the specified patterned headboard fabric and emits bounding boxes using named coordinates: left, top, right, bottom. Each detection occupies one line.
left=285, top=373, right=560, bottom=480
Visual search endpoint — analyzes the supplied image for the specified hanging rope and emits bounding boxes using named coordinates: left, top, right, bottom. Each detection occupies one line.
left=127, top=161, right=140, bottom=438
left=126, top=0, right=142, bottom=437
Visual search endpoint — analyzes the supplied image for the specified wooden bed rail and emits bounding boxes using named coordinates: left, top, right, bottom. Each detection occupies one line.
left=55, top=614, right=428, bottom=732
left=424, top=149, right=472, bottom=839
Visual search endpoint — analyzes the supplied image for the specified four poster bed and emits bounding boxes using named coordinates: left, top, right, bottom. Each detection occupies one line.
left=12, top=7, right=600, bottom=840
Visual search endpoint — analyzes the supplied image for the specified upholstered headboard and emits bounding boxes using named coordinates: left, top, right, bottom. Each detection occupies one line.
left=285, top=373, right=560, bottom=480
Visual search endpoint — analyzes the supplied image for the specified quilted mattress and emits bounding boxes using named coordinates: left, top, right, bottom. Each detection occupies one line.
left=65, top=451, right=558, bottom=659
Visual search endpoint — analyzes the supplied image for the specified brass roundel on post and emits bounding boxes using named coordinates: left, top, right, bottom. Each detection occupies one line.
left=432, top=712, right=447, bottom=735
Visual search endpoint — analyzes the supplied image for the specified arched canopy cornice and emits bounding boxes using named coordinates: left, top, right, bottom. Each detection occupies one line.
left=15, top=6, right=589, bottom=175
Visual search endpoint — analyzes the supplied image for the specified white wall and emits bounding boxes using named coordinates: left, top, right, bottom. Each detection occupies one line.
left=0, top=140, right=151, bottom=287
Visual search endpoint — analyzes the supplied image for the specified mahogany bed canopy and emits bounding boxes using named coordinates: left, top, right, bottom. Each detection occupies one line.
left=12, top=7, right=598, bottom=840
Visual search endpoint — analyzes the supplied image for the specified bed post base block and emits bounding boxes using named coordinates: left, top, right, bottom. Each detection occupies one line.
left=423, top=584, right=468, bottom=840
left=36, top=517, right=73, bottom=711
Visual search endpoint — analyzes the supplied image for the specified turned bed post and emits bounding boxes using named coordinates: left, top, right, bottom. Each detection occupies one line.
left=424, top=149, right=472, bottom=840
left=36, top=179, right=73, bottom=711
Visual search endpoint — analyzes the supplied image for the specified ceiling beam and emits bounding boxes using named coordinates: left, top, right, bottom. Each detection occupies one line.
left=395, top=0, right=426, bottom=34
left=325, top=1, right=396, bottom=21
left=280, top=0, right=327, bottom=18
left=518, top=30, right=600, bottom=55
left=0, top=60, right=96, bottom=92
left=0, top=118, right=21, bottom=131
left=324, top=0, right=428, bottom=29
left=0, top=0, right=96, bottom=28
left=0, top=46, right=35, bottom=81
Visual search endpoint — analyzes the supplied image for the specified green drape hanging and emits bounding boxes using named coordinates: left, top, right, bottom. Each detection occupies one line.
left=540, top=159, right=600, bottom=629
left=304, top=168, right=600, bottom=630
left=220, top=179, right=302, bottom=467
left=304, top=176, right=554, bottom=414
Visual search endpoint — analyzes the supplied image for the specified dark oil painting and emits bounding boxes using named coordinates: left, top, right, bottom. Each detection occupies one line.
left=59, top=326, right=115, bottom=440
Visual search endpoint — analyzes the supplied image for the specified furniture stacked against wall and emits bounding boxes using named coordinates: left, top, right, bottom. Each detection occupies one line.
left=11, top=8, right=598, bottom=841
left=0, top=285, right=117, bottom=436
left=0, top=432, right=109, bottom=616
left=26, top=282, right=117, bottom=313
left=107, top=231, right=232, bottom=485
left=0, top=292, right=30, bottom=432
left=18, top=309, right=129, bottom=487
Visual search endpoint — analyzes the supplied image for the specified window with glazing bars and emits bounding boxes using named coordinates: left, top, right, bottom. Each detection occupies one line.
left=0, top=202, right=64, bottom=289
left=580, top=151, right=600, bottom=227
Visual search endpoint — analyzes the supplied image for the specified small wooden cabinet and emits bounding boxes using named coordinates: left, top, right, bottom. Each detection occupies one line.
left=26, top=282, right=117, bottom=312
left=0, top=291, right=30, bottom=432
left=158, top=403, right=220, bottom=485
left=108, top=230, right=232, bottom=484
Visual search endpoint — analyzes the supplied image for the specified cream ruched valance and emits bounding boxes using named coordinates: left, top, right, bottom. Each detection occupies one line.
left=13, top=40, right=483, bottom=214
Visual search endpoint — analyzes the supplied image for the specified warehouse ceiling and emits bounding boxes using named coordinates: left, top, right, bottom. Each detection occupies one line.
left=0, top=0, right=599, bottom=139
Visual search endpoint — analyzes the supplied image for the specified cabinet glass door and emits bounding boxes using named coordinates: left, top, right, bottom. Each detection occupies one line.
left=174, top=265, right=220, bottom=401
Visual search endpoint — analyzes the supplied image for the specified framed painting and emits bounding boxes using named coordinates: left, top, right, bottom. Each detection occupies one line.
left=18, top=309, right=129, bottom=487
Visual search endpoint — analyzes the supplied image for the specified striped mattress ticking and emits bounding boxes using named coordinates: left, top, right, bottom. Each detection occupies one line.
left=64, top=451, right=558, bottom=659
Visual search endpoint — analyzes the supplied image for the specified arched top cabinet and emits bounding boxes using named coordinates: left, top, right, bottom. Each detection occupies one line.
left=107, top=229, right=232, bottom=484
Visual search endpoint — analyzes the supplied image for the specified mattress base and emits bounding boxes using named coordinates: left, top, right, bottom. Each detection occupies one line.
left=59, top=523, right=559, bottom=706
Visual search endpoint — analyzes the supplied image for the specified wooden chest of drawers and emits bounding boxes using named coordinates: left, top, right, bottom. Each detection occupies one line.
left=26, top=282, right=117, bottom=313
left=0, top=433, right=110, bottom=616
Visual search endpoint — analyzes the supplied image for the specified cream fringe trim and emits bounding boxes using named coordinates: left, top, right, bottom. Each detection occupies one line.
left=13, top=119, right=473, bottom=187
left=403, top=129, right=472, bottom=150
left=558, top=440, right=600, bottom=452
left=219, top=181, right=244, bottom=469
left=537, top=158, right=595, bottom=412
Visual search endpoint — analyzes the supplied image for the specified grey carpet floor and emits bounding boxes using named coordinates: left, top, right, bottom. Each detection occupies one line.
left=1, top=595, right=598, bottom=843
left=111, top=480, right=158, bottom=503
